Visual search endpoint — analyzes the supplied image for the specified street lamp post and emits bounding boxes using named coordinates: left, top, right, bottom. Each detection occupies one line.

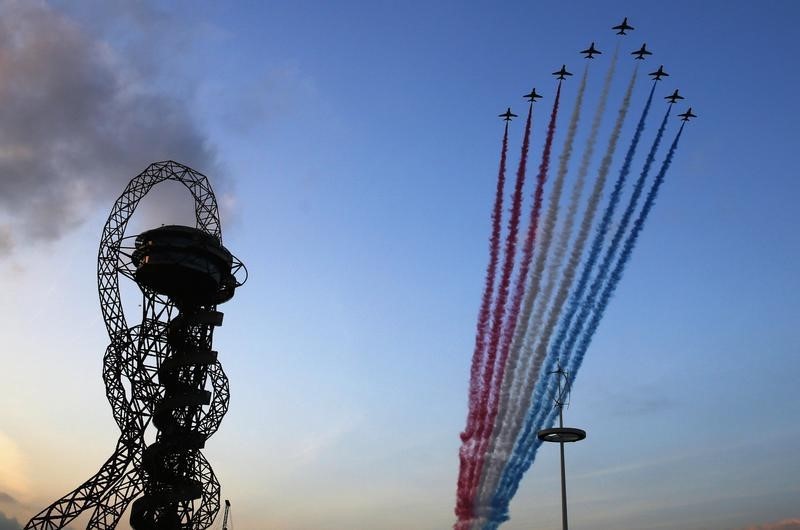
left=537, top=365, right=586, bottom=530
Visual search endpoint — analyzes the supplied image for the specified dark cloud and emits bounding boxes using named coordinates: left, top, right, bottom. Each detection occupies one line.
left=0, top=226, right=12, bottom=255
left=0, top=511, right=21, bottom=530
left=0, top=493, right=16, bottom=505
left=0, top=0, right=217, bottom=250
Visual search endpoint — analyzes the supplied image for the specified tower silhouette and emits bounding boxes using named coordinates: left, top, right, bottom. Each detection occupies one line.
left=25, top=161, right=246, bottom=530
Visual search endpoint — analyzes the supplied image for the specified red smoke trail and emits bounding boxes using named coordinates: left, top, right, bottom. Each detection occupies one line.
left=457, top=85, right=561, bottom=526
left=458, top=110, right=527, bottom=522
left=463, top=123, right=510, bottom=438
left=473, top=82, right=561, bottom=500
left=478, top=64, right=590, bottom=513
left=457, top=106, right=530, bottom=524
left=470, top=102, right=534, bottom=491
left=456, top=121, right=510, bottom=521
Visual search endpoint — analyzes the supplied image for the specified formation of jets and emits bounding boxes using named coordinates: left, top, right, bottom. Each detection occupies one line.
left=612, top=17, right=634, bottom=35
left=498, top=107, right=518, bottom=122
left=581, top=42, right=601, bottom=59
left=649, top=65, right=669, bottom=81
left=552, top=64, right=572, bottom=80
left=523, top=88, right=543, bottom=103
left=678, top=108, right=697, bottom=121
left=665, top=89, right=684, bottom=104
left=632, top=43, right=653, bottom=60
left=498, top=18, right=697, bottom=124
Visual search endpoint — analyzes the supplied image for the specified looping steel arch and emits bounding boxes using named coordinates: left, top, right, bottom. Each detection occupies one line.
left=25, top=161, right=244, bottom=530
left=98, top=160, right=222, bottom=343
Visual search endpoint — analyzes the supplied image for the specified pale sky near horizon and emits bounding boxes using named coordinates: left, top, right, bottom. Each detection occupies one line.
left=0, top=1, right=799, bottom=529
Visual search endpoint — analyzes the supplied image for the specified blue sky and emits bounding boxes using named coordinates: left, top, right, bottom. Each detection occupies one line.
left=0, top=1, right=798, bottom=529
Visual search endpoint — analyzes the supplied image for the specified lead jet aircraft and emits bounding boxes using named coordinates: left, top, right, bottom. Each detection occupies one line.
left=632, top=43, right=653, bottom=60
left=581, top=42, right=601, bottom=59
left=523, top=88, right=543, bottom=102
left=649, top=65, right=669, bottom=80
left=678, top=108, right=697, bottom=121
left=665, top=89, right=684, bottom=104
left=612, top=17, right=634, bottom=35
left=552, top=65, right=573, bottom=80
left=499, top=108, right=518, bottom=122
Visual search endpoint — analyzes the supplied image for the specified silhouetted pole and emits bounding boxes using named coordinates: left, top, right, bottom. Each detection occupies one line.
left=222, top=499, right=231, bottom=530
left=537, top=366, right=586, bottom=530
left=559, top=406, right=568, bottom=530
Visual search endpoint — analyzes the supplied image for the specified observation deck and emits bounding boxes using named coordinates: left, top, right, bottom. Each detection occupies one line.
left=132, top=225, right=236, bottom=304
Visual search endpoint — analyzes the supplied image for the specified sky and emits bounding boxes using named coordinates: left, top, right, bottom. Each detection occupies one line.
left=0, top=1, right=798, bottom=529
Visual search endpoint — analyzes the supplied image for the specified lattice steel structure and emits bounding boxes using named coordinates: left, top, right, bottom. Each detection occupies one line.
left=25, top=161, right=247, bottom=530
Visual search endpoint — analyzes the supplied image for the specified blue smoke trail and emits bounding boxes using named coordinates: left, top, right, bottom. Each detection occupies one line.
left=493, top=117, right=685, bottom=530
left=483, top=66, right=639, bottom=526
left=539, top=121, right=686, bottom=461
left=563, top=102, right=673, bottom=371
left=534, top=98, right=672, bottom=444
left=527, top=101, right=674, bottom=479
left=567, top=121, right=686, bottom=389
left=491, top=81, right=657, bottom=514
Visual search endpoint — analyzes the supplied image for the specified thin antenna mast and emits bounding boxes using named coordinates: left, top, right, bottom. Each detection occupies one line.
left=537, top=363, right=586, bottom=530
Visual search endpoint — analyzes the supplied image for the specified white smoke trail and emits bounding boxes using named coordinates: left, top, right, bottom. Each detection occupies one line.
left=524, top=46, right=619, bottom=373
left=497, top=65, right=639, bottom=502
left=481, top=52, right=618, bottom=510
left=472, top=65, right=590, bottom=521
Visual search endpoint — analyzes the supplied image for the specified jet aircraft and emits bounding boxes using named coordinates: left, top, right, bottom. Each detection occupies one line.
left=665, top=89, right=684, bottom=104
left=552, top=65, right=573, bottom=80
left=632, top=43, right=653, bottom=60
left=678, top=108, right=697, bottom=121
left=612, top=17, right=634, bottom=35
left=499, top=108, right=518, bottom=122
left=523, top=88, right=543, bottom=102
left=649, top=65, right=669, bottom=81
left=581, top=42, right=602, bottom=59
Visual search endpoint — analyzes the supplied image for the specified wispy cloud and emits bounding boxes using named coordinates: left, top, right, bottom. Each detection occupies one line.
left=0, top=432, right=30, bottom=500
left=738, top=519, right=800, bottom=530
left=0, top=493, right=17, bottom=506
left=593, top=379, right=679, bottom=417
left=0, top=0, right=217, bottom=252
left=286, top=413, right=363, bottom=467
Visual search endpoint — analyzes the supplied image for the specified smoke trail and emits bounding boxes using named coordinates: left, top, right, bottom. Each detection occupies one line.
left=558, top=98, right=673, bottom=384
left=459, top=86, right=560, bottom=528
left=490, top=67, right=640, bottom=515
left=568, top=121, right=685, bottom=380
left=517, top=46, right=619, bottom=413
left=456, top=122, right=509, bottom=520
left=477, top=104, right=535, bottom=435
left=510, top=99, right=673, bottom=505
left=462, top=103, right=535, bottom=516
left=458, top=105, right=532, bottom=523
left=475, top=66, right=590, bottom=517
left=481, top=48, right=617, bottom=521
left=462, top=122, right=509, bottom=441
left=536, top=122, right=687, bottom=482
left=499, top=76, right=657, bottom=506
left=527, top=80, right=660, bottom=434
